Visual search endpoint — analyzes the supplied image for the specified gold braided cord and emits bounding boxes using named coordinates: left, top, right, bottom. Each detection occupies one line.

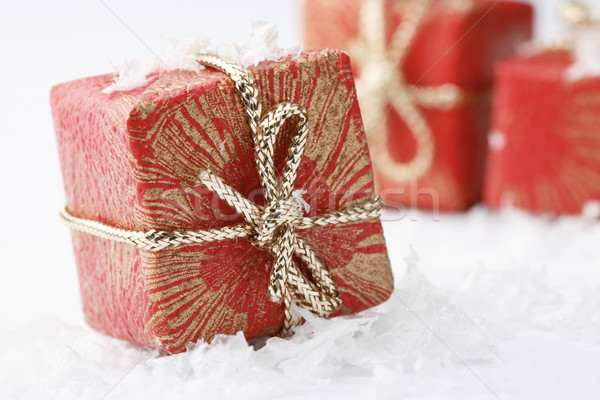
left=61, top=54, right=384, bottom=337
left=60, top=206, right=254, bottom=251
left=353, top=0, right=475, bottom=182
left=59, top=197, right=384, bottom=252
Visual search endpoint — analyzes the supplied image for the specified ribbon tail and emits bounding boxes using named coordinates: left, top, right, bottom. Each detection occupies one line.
left=283, top=233, right=341, bottom=318
left=268, top=225, right=302, bottom=337
left=269, top=226, right=343, bottom=337
left=293, top=236, right=341, bottom=313
left=268, top=226, right=294, bottom=303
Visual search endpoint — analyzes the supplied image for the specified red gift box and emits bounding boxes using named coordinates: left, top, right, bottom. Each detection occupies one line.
left=304, top=0, right=533, bottom=210
left=51, top=50, right=394, bottom=353
left=484, top=50, right=600, bottom=214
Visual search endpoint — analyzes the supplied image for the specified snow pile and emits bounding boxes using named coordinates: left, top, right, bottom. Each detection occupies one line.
left=0, top=250, right=495, bottom=399
left=110, top=254, right=495, bottom=399
left=102, top=21, right=301, bottom=93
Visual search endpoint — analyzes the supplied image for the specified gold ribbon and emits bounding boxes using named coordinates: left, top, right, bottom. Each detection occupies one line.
left=352, top=0, right=470, bottom=182
left=60, top=54, right=385, bottom=337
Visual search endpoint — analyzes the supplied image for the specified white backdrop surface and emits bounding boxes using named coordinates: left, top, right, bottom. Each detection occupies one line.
left=1, top=1, right=599, bottom=399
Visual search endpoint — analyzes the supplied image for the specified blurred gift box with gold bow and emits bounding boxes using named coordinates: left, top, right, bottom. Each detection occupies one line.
left=304, top=0, right=533, bottom=211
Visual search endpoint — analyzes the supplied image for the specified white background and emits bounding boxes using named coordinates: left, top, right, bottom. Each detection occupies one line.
left=2, top=1, right=600, bottom=400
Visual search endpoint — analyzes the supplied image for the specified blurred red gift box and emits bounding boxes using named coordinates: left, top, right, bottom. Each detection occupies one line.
left=485, top=49, right=600, bottom=214
left=304, top=0, right=533, bottom=211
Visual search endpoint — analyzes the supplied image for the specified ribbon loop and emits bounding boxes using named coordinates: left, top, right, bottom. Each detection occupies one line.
left=255, top=197, right=302, bottom=248
left=260, top=103, right=309, bottom=200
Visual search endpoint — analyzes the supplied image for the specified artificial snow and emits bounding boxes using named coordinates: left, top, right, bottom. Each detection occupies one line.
left=102, top=21, right=302, bottom=93
left=292, top=189, right=311, bottom=214
left=2, top=206, right=600, bottom=399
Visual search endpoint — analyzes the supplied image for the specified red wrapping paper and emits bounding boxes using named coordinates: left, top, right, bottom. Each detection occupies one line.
left=485, top=50, right=600, bottom=214
left=51, top=49, right=394, bottom=353
left=304, top=0, right=533, bottom=210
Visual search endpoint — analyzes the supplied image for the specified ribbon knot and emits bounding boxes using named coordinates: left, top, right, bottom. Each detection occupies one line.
left=254, top=196, right=303, bottom=248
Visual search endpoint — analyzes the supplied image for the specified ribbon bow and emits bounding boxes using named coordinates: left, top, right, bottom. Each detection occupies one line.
left=191, top=54, right=382, bottom=335
left=352, top=0, right=468, bottom=181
